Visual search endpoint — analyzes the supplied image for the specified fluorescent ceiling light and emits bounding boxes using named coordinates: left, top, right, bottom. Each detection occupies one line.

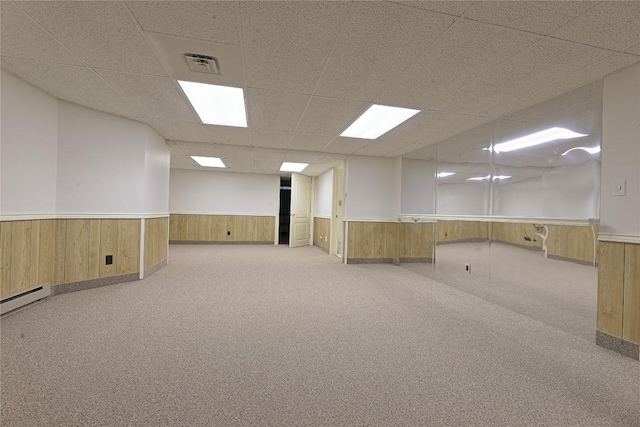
left=437, top=172, right=455, bottom=178
left=467, top=175, right=511, bottom=181
left=280, top=162, right=308, bottom=172
left=178, top=80, right=247, bottom=127
left=561, top=146, right=601, bottom=156
left=493, top=127, right=587, bottom=153
left=191, top=156, right=226, bottom=168
left=340, top=104, right=420, bottom=139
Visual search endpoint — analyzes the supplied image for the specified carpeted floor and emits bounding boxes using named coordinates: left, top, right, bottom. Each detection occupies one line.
left=401, top=242, right=597, bottom=342
left=1, top=245, right=638, bottom=426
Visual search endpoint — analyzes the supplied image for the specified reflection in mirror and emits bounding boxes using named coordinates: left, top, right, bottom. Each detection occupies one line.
left=398, top=145, right=437, bottom=277
left=488, top=81, right=602, bottom=341
left=398, top=81, right=602, bottom=342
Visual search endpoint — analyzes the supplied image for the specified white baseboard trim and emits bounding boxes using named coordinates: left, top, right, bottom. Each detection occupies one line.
left=598, top=233, right=640, bottom=244
left=1, top=213, right=169, bottom=221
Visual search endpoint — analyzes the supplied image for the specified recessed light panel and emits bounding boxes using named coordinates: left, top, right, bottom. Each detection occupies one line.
left=178, top=80, right=247, bottom=127
left=191, top=156, right=226, bottom=168
left=493, top=127, right=587, bottom=153
left=280, top=162, right=308, bottom=172
left=340, top=104, right=420, bottom=139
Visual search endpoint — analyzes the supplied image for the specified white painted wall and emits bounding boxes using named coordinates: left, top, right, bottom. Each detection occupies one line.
left=169, top=169, right=279, bottom=215
left=400, top=158, right=436, bottom=214
left=345, top=156, right=400, bottom=220
left=313, top=168, right=333, bottom=218
left=56, top=101, right=149, bottom=214
left=436, top=182, right=490, bottom=215
left=600, top=64, right=640, bottom=235
left=143, top=127, right=171, bottom=214
left=1, top=70, right=58, bottom=215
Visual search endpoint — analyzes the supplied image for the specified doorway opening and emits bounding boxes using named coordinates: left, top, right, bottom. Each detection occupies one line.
left=279, top=177, right=291, bottom=244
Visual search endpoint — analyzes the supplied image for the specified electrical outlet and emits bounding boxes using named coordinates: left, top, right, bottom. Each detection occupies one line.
left=227, top=231, right=231, bottom=236
left=105, top=255, right=113, bottom=265
left=465, top=263, right=471, bottom=274
left=613, top=180, right=626, bottom=196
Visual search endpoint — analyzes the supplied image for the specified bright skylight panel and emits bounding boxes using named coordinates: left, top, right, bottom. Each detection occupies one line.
left=280, top=162, right=308, bottom=172
left=492, top=127, right=587, bottom=153
left=561, top=146, right=601, bottom=156
left=191, top=156, right=226, bottom=168
left=178, top=80, right=247, bottom=128
left=437, top=172, right=455, bottom=178
left=340, top=104, right=420, bottom=139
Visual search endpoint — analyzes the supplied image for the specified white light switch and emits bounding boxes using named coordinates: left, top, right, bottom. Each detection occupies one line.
left=613, top=180, right=626, bottom=196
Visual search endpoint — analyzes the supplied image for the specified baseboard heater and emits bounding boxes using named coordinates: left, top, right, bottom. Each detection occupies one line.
left=1, top=285, right=51, bottom=315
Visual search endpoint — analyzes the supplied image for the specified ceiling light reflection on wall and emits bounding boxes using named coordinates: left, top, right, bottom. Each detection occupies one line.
left=280, top=162, right=308, bottom=172
left=467, top=175, right=512, bottom=181
left=340, top=104, right=420, bottom=139
left=492, top=127, right=587, bottom=153
left=437, top=172, right=455, bottom=178
left=178, top=80, right=248, bottom=127
left=191, top=156, right=226, bottom=168
left=561, top=146, right=601, bottom=156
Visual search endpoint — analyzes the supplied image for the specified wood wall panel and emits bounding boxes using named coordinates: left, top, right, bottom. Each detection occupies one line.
left=0, top=222, right=12, bottom=296
left=145, top=217, right=169, bottom=269
left=313, top=218, right=330, bottom=252
left=491, top=222, right=543, bottom=249
left=437, top=221, right=488, bottom=243
left=9, top=221, right=32, bottom=295
left=623, top=243, right=640, bottom=343
left=169, top=214, right=275, bottom=242
left=99, top=220, right=118, bottom=278
left=346, top=221, right=398, bottom=261
left=64, top=219, right=90, bottom=283
left=547, top=225, right=597, bottom=264
left=597, top=241, right=625, bottom=337
left=400, top=222, right=435, bottom=259
left=88, top=220, right=101, bottom=280
left=38, top=220, right=55, bottom=286
left=117, top=220, right=140, bottom=275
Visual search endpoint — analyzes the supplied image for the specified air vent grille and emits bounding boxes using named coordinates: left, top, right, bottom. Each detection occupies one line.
left=184, top=53, right=220, bottom=75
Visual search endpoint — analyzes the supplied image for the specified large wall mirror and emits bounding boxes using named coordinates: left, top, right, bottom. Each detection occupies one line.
left=400, top=81, right=602, bottom=341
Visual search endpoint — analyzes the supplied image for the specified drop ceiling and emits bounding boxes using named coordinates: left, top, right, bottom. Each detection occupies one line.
left=2, top=1, right=639, bottom=176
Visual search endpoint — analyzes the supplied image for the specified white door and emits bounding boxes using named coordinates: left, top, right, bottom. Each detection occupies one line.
left=290, top=173, right=312, bottom=248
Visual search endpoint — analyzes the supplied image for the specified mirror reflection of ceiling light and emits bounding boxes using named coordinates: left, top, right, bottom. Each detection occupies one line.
left=340, top=104, right=420, bottom=139
left=178, top=80, right=248, bottom=127
left=191, top=156, right=226, bottom=168
left=437, top=172, right=455, bottom=178
left=467, top=175, right=512, bottom=181
left=490, top=127, right=587, bottom=153
left=280, top=162, right=308, bottom=172
left=561, top=146, right=601, bottom=156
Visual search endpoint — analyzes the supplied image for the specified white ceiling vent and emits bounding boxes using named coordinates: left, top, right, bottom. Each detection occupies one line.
left=184, top=54, right=220, bottom=75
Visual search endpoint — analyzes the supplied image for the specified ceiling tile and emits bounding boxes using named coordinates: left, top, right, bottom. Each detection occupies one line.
left=127, top=1, right=239, bottom=45
left=314, top=2, right=454, bottom=101
left=250, top=128, right=293, bottom=149
left=477, top=52, right=639, bottom=118
left=240, top=1, right=351, bottom=94
left=389, top=1, right=474, bottom=17
left=384, top=143, right=426, bottom=158
left=296, top=97, right=369, bottom=136
left=551, top=2, right=640, bottom=52
left=204, top=125, right=252, bottom=146
left=289, top=133, right=333, bottom=152
left=18, top=1, right=167, bottom=76
left=251, top=159, right=282, bottom=172
left=251, top=150, right=286, bottom=163
left=464, top=1, right=598, bottom=35
left=224, top=158, right=254, bottom=170
left=375, top=20, right=540, bottom=109
left=438, top=38, right=612, bottom=116
left=1, top=59, right=66, bottom=99
left=1, top=2, right=83, bottom=66
left=2, top=58, right=143, bottom=118
left=145, top=120, right=210, bottom=143
left=323, top=137, right=368, bottom=155
left=96, top=70, right=197, bottom=122
left=624, top=44, right=640, bottom=56
left=247, top=88, right=309, bottom=131
left=354, top=140, right=413, bottom=157
left=283, top=152, right=319, bottom=164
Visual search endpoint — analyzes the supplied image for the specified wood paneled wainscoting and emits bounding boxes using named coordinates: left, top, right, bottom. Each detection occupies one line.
left=346, top=221, right=399, bottom=264
left=169, top=214, right=275, bottom=244
left=596, top=239, right=640, bottom=359
left=0, top=216, right=169, bottom=300
left=313, top=217, right=330, bottom=252
left=399, top=221, right=435, bottom=263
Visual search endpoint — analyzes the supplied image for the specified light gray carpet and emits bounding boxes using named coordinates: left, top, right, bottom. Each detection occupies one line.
left=1, top=245, right=638, bottom=426
left=402, top=242, right=597, bottom=342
